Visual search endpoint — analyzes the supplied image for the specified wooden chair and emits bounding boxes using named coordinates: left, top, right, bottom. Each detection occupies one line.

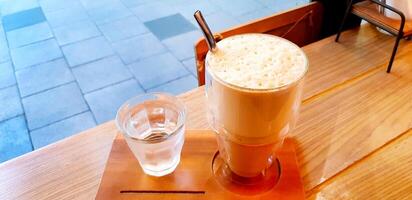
left=335, top=0, right=412, bottom=73
left=193, top=2, right=324, bottom=86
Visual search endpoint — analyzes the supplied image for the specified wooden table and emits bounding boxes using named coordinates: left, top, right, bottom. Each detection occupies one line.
left=1, top=24, right=411, bottom=200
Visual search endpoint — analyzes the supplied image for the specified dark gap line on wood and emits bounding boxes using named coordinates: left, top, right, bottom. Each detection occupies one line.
left=120, top=190, right=206, bottom=194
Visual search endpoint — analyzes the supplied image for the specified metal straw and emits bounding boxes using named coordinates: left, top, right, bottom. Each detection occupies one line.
left=194, top=10, right=217, bottom=52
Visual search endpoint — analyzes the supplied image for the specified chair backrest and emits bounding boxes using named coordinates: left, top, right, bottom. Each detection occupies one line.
left=193, top=1, right=324, bottom=86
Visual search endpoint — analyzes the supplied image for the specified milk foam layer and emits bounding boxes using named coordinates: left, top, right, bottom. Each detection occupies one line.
left=207, top=34, right=307, bottom=89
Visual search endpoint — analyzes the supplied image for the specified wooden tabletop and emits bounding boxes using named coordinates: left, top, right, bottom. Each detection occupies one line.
left=0, top=24, right=411, bottom=200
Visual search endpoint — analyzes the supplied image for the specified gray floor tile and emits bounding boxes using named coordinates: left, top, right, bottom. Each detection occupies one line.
left=128, top=52, right=189, bottom=90
left=98, top=16, right=148, bottom=42
left=176, top=1, right=220, bottom=19
left=182, top=57, right=197, bottom=76
left=0, top=116, right=32, bottom=163
left=73, top=56, right=133, bottom=93
left=2, top=7, right=46, bottom=32
left=237, top=8, right=275, bottom=23
left=10, top=39, right=62, bottom=70
left=62, top=36, right=114, bottom=67
left=201, top=11, right=239, bottom=32
left=130, top=2, right=179, bottom=22
left=39, top=0, right=82, bottom=12
left=211, top=0, right=264, bottom=17
left=22, top=82, right=88, bottom=130
left=30, top=112, right=96, bottom=149
left=112, top=33, right=166, bottom=64
left=0, top=86, right=23, bottom=122
left=0, top=0, right=39, bottom=16
left=86, top=1, right=133, bottom=24
left=120, top=0, right=147, bottom=8
left=162, top=30, right=202, bottom=60
left=257, top=0, right=307, bottom=12
left=147, top=74, right=197, bottom=95
left=85, top=79, right=144, bottom=124
left=0, top=26, right=10, bottom=63
left=144, top=13, right=196, bottom=40
left=160, top=0, right=197, bottom=6
left=44, top=3, right=89, bottom=28
left=15, top=59, right=74, bottom=97
left=0, top=47, right=8, bottom=64
left=0, top=62, right=16, bottom=89
left=79, top=0, right=117, bottom=10
left=6, top=22, right=53, bottom=48
left=53, top=20, right=101, bottom=45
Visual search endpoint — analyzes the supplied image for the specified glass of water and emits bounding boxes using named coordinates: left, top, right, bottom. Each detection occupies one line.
left=116, top=92, right=186, bottom=177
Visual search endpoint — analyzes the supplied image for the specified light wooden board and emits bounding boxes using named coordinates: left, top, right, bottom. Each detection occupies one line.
left=293, top=53, right=412, bottom=191
left=307, top=129, right=412, bottom=200
left=96, top=131, right=305, bottom=200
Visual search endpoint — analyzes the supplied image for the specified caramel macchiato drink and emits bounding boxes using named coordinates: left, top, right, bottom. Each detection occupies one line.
left=206, top=34, right=308, bottom=178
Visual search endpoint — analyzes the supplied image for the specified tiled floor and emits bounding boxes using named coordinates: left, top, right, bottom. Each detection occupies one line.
left=0, top=0, right=308, bottom=162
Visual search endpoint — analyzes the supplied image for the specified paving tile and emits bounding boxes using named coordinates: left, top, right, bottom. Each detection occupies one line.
left=176, top=1, right=220, bottom=19
left=2, top=7, right=46, bottom=32
left=160, top=0, right=193, bottom=5
left=0, top=0, right=39, bottom=16
left=30, top=112, right=96, bottom=149
left=0, top=62, right=16, bottom=89
left=53, top=20, right=101, bottom=45
left=112, top=33, right=166, bottom=64
left=182, top=57, right=197, bottom=76
left=128, top=52, right=189, bottom=90
left=0, top=48, right=10, bottom=66
left=257, top=0, right=304, bottom=12
left=10, top=39, right=62, bottom=70
left=15, top=59, right=74, bottom=97
left=162, top=30, right=202, bottom=60
left=98, top=16, right=148, bottom=42
left=73, top=56, right=133, bottom=93
left=79, top=0, right=117, bottom=10
left=85, top=79, right=144, bottom=124
left=144, top=13, right=196, bottom=40
left=0, top=26, right=10, bottom=63
left=201, top=11, right=239, bottom=32
left=6, top=22, right=53, bottom=48
left=147, top=74, right=197, bottom=95
left=44, top=4, right=89, bottom=28
left=22, top=82, right=88, bottom=130
left=130, top=2, right=179, bottom=22
left=39, top=0, right=82, bottom=12
left=86, top=1, right=133, bottom=24
left=62, top=36, right=114, bottom=67
left=120, top=0, right=147, bottom=8
left=211, top=0, right=264, bottom=17
left=0, top=116, right=32, bottom=163
left=237, top=8, right=274, bottom=23
left=0, top=86, right=23, bottom=122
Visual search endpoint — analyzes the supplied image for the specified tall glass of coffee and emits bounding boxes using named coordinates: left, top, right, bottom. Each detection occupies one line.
left=205, top=34, right=308, bottom=189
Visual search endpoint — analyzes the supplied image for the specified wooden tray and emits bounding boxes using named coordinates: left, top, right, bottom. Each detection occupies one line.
left=96, top=130, right=305, bottom=200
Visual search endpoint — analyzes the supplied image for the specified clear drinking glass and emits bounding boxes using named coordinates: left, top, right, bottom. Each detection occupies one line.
left=116, top=92, right=186, bottom=177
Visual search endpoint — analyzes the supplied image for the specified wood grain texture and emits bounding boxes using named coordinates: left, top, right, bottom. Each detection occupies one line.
left=96, top=131, right=305, bottom=200
left=301, top=23, right=409, bottom=100
left=307, top=129, right=412, bottom=200
left=0, top=18, right=411, bottom=200
left=0, top=122, right=117, bottom=200
left=293, top=52, right=412, bottom=191
left=352, top=1, right=412, bottom=36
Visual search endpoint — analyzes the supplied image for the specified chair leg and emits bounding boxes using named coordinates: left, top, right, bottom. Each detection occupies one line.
left=386, top=33, right=403, bottom=73
left=336, top=0, right=354, bottom=42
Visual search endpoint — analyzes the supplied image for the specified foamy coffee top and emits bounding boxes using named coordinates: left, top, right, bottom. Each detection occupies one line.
left=206, top=34, right=307, bottom=89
